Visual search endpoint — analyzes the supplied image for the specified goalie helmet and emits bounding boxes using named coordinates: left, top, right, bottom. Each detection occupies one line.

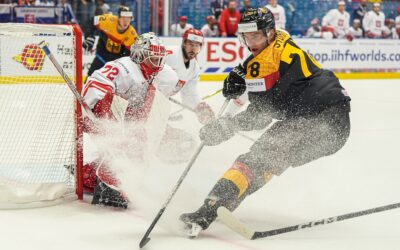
left=237, top=7, right=275, bottom=47
left=130, top=32, right=169, bottom=77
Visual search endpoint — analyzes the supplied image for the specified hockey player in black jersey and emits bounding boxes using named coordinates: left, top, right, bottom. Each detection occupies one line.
left=180, top=7, right=351, bottom=237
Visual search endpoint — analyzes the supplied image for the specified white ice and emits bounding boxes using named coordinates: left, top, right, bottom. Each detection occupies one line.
left=1, top=79, right=400, bottom=250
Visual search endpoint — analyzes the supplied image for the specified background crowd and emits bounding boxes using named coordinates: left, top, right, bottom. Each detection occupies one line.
left=0, top=0, right=399, bottom=40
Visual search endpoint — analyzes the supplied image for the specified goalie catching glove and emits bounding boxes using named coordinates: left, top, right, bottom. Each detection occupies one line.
left=195, top=102, right=215, bottom=124
left=223, top=64, right=246, bottom=100
left=199, top=117, right=236, bottom=146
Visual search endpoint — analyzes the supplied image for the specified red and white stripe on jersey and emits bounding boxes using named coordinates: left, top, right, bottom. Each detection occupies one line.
left=83, top=80, right=114, bottom=98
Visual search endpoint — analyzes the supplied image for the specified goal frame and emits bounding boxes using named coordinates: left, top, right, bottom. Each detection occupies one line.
left=0, top=23, right=84, bottom=206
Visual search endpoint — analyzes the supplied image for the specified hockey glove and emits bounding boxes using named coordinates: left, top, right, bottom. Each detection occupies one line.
left=83, top=36, right=95, bottom=51
left=195, top=102, right=215, bottom=124
left=199, top=117, right=236, bottom=146
left=223, top=64, right=246, bottom=100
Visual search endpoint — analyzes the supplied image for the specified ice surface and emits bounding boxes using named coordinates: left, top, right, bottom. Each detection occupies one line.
left=1, top=79, right=400, bottom=250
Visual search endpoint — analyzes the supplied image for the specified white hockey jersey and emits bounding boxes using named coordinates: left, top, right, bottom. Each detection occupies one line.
left=83, top=56, right=178, bottom=113
left=165, top=46, right=202, bottom=109
left=170, top=23, right=194, bottom=37
left=348, top=27, right=363, bottom=38
left=396, top=16, right=400, bottom=35
left=201, top=24, right=219, bottom=37
left=322, top=9, right=350, bottom=38
left=363, top=10, right=385, bottom=37
left=265, top=4, right=286, bottom=30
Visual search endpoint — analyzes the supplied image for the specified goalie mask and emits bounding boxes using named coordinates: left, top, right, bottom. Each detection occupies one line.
left=131, top=33, right=169, bottom=78
left=237, top=7, right=275, bottom=49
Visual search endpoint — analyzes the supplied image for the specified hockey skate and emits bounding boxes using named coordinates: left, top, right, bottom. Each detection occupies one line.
left=91, top=181, right=128, bottom=209
left=179, top=205, right=218, bottom=238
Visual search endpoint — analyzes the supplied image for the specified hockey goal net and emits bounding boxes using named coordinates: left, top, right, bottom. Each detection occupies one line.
left=0, top=23, right=83, bottom=208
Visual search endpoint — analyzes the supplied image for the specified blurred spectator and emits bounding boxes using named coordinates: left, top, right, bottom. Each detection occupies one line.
left=22, top=0, right=36, bottom=5
left=210, top=0, right=228, bottom=20
left=347, top=19, right=363, bottom=40
left=382, top=19, right=398, bottom=39
left=75, top=0, right=91, bottom=32
left=305, top=18, right=332, bottom=39
left=37, top=0, right=54, bottom=6
left=239, top=0, right=253, bottom=14
left=57, top=0, right=76, bottom=23
left=395, top=6, right=400, bottom=38
left=265, top=0, right=286, bottom=30
left=219, top=0, right=240, bottom=37
left=363, top=2, right=385, bottom=39
left=201, top=15, right=219, bottom=37
left=170, top=16, right=193, bottom=37
left=322, top=0, right=350, bottom=39
left=94, top=0, right=110, bottom=16
left=352, top=0, right=368, bottom=24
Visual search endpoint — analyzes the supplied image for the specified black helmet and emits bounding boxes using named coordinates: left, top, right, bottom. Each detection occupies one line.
left=117, top=5, right=133, bottom=18
left=238, top=7, right=275, bottom=35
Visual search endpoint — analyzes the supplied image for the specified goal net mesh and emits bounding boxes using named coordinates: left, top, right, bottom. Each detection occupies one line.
left=0, top=23, right=82, bottom=208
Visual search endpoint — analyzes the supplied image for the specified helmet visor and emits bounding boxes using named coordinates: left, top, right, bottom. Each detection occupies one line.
left=238, top=30, right=267, bottom=48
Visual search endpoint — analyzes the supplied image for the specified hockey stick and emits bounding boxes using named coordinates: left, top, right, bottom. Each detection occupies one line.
left=168, top=89, right=223, bottom=120
left=217, top=201, right=400, bottom=240
left=202, top=88, right=222, bottom=101
left=139, top=99, right=230, bottom=249
left=39, top=41, right=96, bottom=122
left=168, top=97, right=256, bottom=142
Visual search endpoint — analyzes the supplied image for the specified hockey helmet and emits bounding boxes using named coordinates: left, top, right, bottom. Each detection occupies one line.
left=118, top=5, right=133, bottom=18
left=238, top=7, right=275, bottom=34
left=130, top=32, right=169, bottom=76
left=237, top=7, right=275, bottom=47
left=182, top=28, right=204, bottom=45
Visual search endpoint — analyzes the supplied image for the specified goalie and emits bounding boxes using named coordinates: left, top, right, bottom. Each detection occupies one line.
left=180, top=7, right=351, bottom=237
left=82, top=32, right=179, bottom=208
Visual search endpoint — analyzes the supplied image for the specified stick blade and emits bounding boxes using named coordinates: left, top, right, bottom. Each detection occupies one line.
left=217, top=207, right=255, bottom=240
left=139, top=237, right=151, bottom=248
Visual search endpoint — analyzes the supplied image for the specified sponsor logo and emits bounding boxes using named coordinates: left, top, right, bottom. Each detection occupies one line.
left=13, top=44, right=46, bottom=71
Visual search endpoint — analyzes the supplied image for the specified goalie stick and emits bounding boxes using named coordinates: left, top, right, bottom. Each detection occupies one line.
left=39, top=41, right=96, bottom=121
left=217, top=201, right=400, bottom=240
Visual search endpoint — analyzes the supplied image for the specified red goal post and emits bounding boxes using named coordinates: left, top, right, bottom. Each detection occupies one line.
left=0, top=23, right=83, bottom=208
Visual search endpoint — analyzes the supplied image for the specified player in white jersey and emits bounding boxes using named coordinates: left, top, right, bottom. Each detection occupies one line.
left=347, top=19, right=363, bottom=40
left=322, top=0, right=350, bottom=39
left=396, top=6, right=400, bottom=38
left=363, top=3, right=385, bottom=38
left=265, top=0, right=286, bottom=30
left=170, top=16, right=194, bottom=37
left=166, top=28, right=215, bottom=124
left=82, top=33, right=179, bottom=208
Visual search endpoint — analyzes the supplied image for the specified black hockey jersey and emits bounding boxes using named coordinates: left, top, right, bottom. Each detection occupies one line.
left=234, top=30, right=351, bottom=129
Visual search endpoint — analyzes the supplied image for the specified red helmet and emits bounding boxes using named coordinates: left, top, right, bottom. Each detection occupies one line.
left=397, top=5, right=400, bottom=15
left=182, top=28, right=204, bottom=45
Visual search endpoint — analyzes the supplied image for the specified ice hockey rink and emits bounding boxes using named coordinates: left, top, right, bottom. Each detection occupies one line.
left=1, top=79, right=400, bottom=250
